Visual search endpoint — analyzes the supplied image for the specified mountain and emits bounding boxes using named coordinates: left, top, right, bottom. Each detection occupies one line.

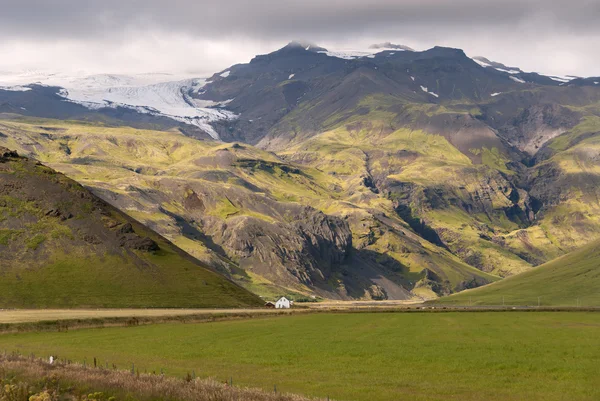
left=190, top=42, right=600, bottom=273
left=435, top=239, right=600, bottom=306
left=0, top=146, right=262, bottom=308
left=0, top=117, right=496, bottom=300
left=1, top=41, right=600, bottom=301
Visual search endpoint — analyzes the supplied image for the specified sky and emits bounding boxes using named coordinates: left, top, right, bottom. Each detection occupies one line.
left=0, top=0, right=599, bottom=78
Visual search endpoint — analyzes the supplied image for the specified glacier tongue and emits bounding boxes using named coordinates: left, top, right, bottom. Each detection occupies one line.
left=58, top=77, right=235, bottom=140
left=0, top=71, right=235, bottom=140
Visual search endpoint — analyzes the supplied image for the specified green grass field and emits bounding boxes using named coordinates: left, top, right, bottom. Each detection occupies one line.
left=436, top=239, right=600, bottom=306
left=0, top=312, right=598, bottom=401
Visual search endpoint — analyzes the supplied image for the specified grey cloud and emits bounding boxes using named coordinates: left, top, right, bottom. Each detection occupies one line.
left=0, top=0, right=599, bottom=40
left=0, top=0, right=599, bottom=77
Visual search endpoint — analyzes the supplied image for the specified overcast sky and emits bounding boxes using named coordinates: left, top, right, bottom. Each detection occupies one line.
left=1, top=0, right=599, bottom=77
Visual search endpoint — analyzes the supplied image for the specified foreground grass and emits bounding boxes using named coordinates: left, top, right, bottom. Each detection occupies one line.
left=0, top=313, right=598, bottom=401
left=0, top=354, right=316, bottom=401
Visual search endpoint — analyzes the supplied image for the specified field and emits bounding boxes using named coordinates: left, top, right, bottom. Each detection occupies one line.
left=0, top=309, right=293, bottom=324
left=0, top=312, right=598, bottom=401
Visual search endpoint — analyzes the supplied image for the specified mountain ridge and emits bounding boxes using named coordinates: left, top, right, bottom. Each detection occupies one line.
left=1, top=41, right=600, bottom=301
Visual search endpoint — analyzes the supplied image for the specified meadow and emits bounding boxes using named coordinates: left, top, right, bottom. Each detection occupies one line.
left=0, top=312, right=598, bottom=401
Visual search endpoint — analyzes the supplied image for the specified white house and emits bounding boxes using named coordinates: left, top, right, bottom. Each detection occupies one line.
left=275, top=297, right=291, bottom=309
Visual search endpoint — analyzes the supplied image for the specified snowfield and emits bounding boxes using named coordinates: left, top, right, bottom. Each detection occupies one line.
left=317, top=45, right=409, bottom=60
left=472, top=58, right=493, bottom=68
left=0, top=70, right=236, bottom=140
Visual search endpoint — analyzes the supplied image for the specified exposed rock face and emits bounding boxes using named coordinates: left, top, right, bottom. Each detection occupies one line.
left=199, top=205, right=352, bottom=288
left=0, top=147, right=19, bottom=160
left=496, top=104, right=580, bottom=155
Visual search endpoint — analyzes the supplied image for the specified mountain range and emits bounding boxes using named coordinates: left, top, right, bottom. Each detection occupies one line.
left=1, top=41, right=599, bottom=302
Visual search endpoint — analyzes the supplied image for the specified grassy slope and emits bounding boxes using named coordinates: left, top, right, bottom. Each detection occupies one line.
left=436, top=239, right=600, bottom=306
left=0, top=313, right=598, bottom=401
left=0, top=150, right=262, bottom=308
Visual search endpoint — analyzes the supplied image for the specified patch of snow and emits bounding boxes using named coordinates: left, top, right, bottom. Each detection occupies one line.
left=491, top=92, right=502, bottom=97
left=510, top=76, right=526, bottom=84
left=0, top=85, right=32, bottom=92
left=420, top=86, right=439, bottom=98
left=410, top=76, right=415, bottom=81
left=388, top=52, right=395, bottom=55
left=220, top=71, right=231, bottom=78
left=288, top=74, right=295, bottom=79
left=472, top=58, right=493, bottom=68
left=546, top=75, right=572, bottom=83
left=305, top=45, right=310, bottom=51
left=496, top=68, right=521, bottom=74
left=20, top=107, right=27, bottom=110
left=595, top=82, right=599, bottom=85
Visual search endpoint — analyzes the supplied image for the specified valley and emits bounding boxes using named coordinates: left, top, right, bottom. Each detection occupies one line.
left=3, top=3, right=600, bottom=401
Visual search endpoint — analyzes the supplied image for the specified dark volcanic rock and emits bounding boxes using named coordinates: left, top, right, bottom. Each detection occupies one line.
left=120, top=235, right=160, bottom=252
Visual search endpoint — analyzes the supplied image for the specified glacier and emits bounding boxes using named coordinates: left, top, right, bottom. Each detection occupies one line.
left=0, top=70, right=235, bottom=140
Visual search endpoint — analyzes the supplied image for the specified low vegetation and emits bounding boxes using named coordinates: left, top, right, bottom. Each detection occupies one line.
left=0, top=312, right=598, bottom=401
left=0, top=354, right=318, bottom=401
